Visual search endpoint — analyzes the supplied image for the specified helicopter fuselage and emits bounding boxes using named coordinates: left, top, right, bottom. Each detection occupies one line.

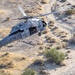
left=0, top=19, right=46, bottom=48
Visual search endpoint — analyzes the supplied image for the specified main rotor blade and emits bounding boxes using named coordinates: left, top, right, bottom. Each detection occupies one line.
left=11, top=11, right=62, bottom=20
left=9, top=10, right=66, bottom=21
left=32, top=10, right=66, bottom=18
left=32, top=10, right=64, bottom=18
left=32, top=12, right=53, bottom=18
left=18, top=5, right=27, bottom=16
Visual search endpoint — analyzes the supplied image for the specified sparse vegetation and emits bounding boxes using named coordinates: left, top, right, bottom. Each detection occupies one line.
left=39, top=70, right=48, bottom=75
left=41, top=0, right=50, bottom=4
left=45, top=36, right=57, bottom=44
left=39, top=46, right=44, bottom=50
left=42, top=30, right=49, bottom=34
left=65, top=9, right=75, bottom=15
left=37, top=41, right=44, bottom=45
left=22, top=69, right=36, bottom=75
left=44, top=48, right=65, bottom=65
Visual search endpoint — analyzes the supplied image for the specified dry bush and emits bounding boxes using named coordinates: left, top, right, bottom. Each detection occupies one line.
left=39, top=70, right=48, bottom=75
left=26, top=3, right=44, bottom=16
left=38, top=50, right=44, bottom=55
left=45, top=35, right=57, bottom=43
left=39, top=45, right=44, bottom=50
left=44, top=48, right=65, bottom=65
left=65, top=9, right=75, bottom=15
left=59, top=31, right=68, bottom=37
left=0, top=52, right=26, bottom=70
left=56, top=45, right=62, bottom=50
left=62, top=38, right=69, bottom=42
left=42, top=30, right=48, bottom=34
left=41, top=0, right=50, bottom=4
left=42, top=26, right=50, bottom=34
left=56, top=42, right=66, bottom=49
left=0, top=70, right=12, bottom=75
left=62, top=42, right=67, bottom=48
left=37, top=41, right=44, bottom=45
left=47, top=38, right=56, bottom=43
left=52, top=26, right=58, bottom=30
left=45, top=45, right=50, bottom=49
left=48, top=21, right=55, bottom=26
left=22, top=69, right=36, bottom=75
left=60, top=35, right=67, bottom=38
left=45, top=36, right=51, bottom=40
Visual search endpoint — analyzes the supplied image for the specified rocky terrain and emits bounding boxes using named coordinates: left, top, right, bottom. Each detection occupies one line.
left=0, top=0, right=75, bottom=75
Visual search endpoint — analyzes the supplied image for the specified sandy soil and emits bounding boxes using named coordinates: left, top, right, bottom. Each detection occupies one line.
left=0, top=0, right=75, bottom=75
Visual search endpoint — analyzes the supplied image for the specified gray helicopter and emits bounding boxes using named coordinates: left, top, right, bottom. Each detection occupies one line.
left=0, top=6, right=61, bottom=48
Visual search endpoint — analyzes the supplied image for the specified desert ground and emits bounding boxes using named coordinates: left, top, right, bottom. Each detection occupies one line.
left=0, top=0, right=75, bottom=75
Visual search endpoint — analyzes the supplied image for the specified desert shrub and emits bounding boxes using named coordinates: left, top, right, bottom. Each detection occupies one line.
left=42, top=30, right=48, bottom=34
left=22, top=69, right=36, bottom=75
left=65, top=9, right=75, bottom=15
left=41, top=0, right=50, bottom=4
left=44, top=48, right=65, bottom=64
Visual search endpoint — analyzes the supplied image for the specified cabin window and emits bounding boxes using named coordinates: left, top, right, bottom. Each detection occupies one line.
left=29, top=27, right=37, bottom=35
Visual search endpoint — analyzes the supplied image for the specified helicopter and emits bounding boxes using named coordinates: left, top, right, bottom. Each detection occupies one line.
left=0, top=5, right=62, bottom=48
